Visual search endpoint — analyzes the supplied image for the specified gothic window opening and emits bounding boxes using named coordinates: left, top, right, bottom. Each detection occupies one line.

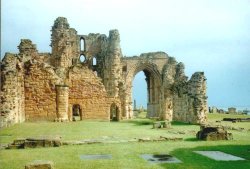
left=80, top=38, right=85, bottom=51
left=92, top=57, right=97, bottom=66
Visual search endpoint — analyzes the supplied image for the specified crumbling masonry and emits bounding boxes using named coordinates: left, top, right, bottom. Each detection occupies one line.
left=0, top=17, right=208, bottom=127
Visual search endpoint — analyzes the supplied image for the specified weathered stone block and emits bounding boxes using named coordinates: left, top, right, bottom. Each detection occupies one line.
left=162, top=121, right=171, bottom=128
left=25, top=160, right=54, bottom=169
left=196, top=125, right=233, bottom=141
left=153, top=122, right=161, bottom=128
left=24, top=140, right=44, bottom=148
left=14, top=139, right=25, bottom=145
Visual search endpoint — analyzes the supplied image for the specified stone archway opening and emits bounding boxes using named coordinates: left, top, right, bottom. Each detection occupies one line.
left=132, top=71, right=148, bottom=118
left=125, top=62, right=162, bottom=119
left=110, top=103, right=119, bottom=121
left=72, top=104, right=82, bottom=121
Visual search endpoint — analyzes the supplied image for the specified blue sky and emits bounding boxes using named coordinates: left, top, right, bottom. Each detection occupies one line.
left=1, top=0, right=250, bottom=109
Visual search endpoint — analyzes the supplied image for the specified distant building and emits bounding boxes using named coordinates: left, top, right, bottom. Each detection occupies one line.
left=243, top=109, right=250, bottom=115
left=212, top=107, right=218, bottom=113
left=133, top=100, right=137, bottom=111
left=228, top=107, right=236, bottom=114
left=218, top=109, right=225, bottom=114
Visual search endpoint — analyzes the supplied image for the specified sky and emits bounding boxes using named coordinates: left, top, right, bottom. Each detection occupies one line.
left=1, top=0, right=250, bottom=110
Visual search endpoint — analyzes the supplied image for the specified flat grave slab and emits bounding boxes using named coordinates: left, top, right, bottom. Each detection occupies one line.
left=194, top=151, right=246, bottom=161
left=141, top=154, right=182, bottom=164
left=80, top=154, right=112, bottom=160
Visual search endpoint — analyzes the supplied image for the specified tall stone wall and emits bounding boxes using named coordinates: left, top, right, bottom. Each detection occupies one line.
left=24, top=61, right=61, bottom=121
left=0, top=53, right=25, bottom=127
left=51, top=17, right=79, bottom=68
left=68, top=65, right=113, bottom=120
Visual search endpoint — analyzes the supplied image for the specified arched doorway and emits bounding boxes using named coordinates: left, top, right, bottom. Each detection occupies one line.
left=125, top=62, right=162, bottom=118
left=110, top=103, right=119, bottom=121
left=72, top=104, right=82, bottom=121
left=132, top=71, right=147, bottom=118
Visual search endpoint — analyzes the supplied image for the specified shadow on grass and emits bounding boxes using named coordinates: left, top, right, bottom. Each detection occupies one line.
left=123, top=119, right=199, bottom=127
left=184, top=137, right=199, bottom=141
left=160, top=144, right=250, bottom=169
left=122, top=119, right=153, bottom=126
left=171, top=121, right=196, bottom=126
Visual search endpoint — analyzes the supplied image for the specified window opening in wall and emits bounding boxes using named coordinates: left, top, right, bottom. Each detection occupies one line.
left=122, top=66, right=127, bottom=72
left=80, top=55, right=86, bottom=63
left=93, top=57, right=97, bottom=66
left=80, top=38, right=85, bottom=51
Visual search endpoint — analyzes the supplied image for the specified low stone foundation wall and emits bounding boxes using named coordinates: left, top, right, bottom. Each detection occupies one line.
left=7, top=137, right=61, bottom=149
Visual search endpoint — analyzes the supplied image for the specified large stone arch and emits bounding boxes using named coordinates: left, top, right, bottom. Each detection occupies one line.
left=124, top=60, right=163, bottom=118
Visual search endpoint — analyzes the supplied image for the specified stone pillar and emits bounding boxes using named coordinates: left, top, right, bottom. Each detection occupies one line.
left=56, top=85, right=69, bottom=122
left=162, top=97, right=173, bottom=121
left=127, top=85, right=133, bottom=118
left=188, top=72, right=208, bottom=124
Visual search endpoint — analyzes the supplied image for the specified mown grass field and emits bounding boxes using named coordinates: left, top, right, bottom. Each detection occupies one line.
left=0, top=113, right=249, bottom=169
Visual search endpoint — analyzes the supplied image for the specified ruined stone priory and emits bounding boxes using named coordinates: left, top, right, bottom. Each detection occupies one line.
left=0, top=17, right=208, bottom=128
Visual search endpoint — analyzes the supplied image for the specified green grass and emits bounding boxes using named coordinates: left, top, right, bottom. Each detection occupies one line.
left=0, top=113, right=249, bottom=169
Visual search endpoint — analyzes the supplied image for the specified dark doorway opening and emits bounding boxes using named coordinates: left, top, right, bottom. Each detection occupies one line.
left=110, top=103, right=119, bottom=121
left=72, top=104, right=82, bottom=121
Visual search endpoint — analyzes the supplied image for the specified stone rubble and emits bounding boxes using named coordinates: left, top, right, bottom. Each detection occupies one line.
left=196, top=124, right=233, bottom=141
left=6, top=137, right=61, bottom=149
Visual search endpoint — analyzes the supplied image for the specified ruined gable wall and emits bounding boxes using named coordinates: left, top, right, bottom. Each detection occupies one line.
left=0, top=53, right=25, bottom=127
left=171, top=72, right=208, bottom=124
left=68, top=65, right=113, bottom=120
left=24, top=61, right=61, bottom=121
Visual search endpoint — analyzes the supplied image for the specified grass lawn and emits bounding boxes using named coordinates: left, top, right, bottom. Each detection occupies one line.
left=0, top=113, right=249, bottom=169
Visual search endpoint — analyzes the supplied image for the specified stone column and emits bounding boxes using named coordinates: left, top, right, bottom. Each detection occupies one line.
left=161, top=97, right=173, bottom=121
left=127, top=85, right=133, bottom=118
left=56, top=85, right=69, bottom=122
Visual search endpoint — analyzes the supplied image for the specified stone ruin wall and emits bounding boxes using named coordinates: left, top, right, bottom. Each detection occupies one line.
left=0, top=17, right=208, bottom=128
left=1, top=53, right=25, bottom=126
left=24, top=60, right=59, bottom=121
left=68, top=66, right=112, bottom=120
